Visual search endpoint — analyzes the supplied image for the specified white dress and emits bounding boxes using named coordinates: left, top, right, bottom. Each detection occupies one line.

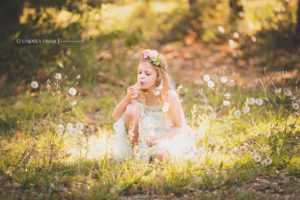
left=112, top=99, right=199, bottom=162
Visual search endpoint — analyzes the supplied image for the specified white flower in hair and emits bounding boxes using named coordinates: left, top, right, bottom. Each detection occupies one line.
left=149, top=50, right=158, bottom=59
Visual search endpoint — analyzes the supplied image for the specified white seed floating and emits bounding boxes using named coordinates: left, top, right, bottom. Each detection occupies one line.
left=153, top=89, right=160, bottom=96
left=162, top=102, right=169, bottom=112
left=218, top=26, right=225, bottom=33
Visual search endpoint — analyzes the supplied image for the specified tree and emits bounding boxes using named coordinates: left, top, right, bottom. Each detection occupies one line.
left=296, top=0, right=300, bottom=44
left=0, top=0, right=103, bottom=84
left=229, top=0, right=243, bottom=30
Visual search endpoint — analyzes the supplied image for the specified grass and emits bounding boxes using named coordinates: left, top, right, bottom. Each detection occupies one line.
left=0, top=71, right=299, bottom=199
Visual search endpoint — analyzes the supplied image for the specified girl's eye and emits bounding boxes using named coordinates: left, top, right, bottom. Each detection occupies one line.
left=146, top=73, right=151, bottom=76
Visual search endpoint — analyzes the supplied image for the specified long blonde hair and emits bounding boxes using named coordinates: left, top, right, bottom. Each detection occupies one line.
left=138, top=51, right=175, bottom=123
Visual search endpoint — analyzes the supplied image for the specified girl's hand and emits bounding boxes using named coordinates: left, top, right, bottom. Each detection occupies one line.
left=126, top=84, right=140, bottom=101
left=146, top=136, right=161, bottom=147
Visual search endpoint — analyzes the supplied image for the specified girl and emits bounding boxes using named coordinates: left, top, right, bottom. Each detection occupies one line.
left=111, top=49, right=198, bottom=162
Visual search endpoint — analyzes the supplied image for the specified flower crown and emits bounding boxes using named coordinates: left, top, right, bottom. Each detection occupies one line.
left=143, top=49, right=162, bottom=67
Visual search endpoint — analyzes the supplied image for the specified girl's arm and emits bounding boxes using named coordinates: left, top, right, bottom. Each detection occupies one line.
left=112, top=94, right=131, bottom=121
left=112, top=84, right=139, bottom=121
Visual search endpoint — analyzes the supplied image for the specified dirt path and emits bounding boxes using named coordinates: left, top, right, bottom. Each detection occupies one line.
left=159, top=41, right=300, bottom=89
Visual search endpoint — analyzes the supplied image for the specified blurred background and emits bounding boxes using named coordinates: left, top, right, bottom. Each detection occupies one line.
left=0, top=0, right=299, bottom=96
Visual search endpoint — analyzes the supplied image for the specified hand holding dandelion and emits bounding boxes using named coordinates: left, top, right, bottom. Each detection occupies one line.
left=126, top=83, right=140, bottom=102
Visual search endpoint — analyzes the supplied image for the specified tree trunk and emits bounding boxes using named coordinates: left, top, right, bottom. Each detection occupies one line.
left=229, top=0, right=243, bottom=31
left=296, top=0, right=300, bottom=44
left=189, top=0, right=197, bottom=7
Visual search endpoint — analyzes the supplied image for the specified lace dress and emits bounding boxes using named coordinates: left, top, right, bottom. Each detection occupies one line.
left=112, top=100, right=199, bottom=162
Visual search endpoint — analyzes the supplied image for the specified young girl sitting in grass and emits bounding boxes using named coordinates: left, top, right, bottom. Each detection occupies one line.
left=111, top=49, right=198, bottom=162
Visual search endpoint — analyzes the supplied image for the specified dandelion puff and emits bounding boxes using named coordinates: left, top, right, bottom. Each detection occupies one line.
left=233, top=147, right=239, bottom=153
left=76, top=74, right=81, bottom=79
left=243, top=106, right=250, bottom=113
left=248, top=97, right=255, bottom=105
left=223, top=100, right=230, bottom=106
left=233, top=32, right=239, bottom=38
left=67, top=128, right=77, bottom=136
left=264, top=131, right=271, bottom=137
left=162, top=102, right=169, bottom=112
left=292, top=102, right=299, bottom=110
left=253, top=153, right=261, bottom=162
left=210, top=113, right=216, bottom=120
left=207, top=80, right=215, bottom=88
left=274, top=88, right=281, bottom=94
left=208, top=137, right=215, bottom=145
left=56, top=124, right=64, bottom=133
left=234, top=110, right=241, bottom=117
left=76, top=122, right=84, bottom=130
left=284, top=89, right=292, bottom=97
left=66, top=123, right=73, bottom=130
left=224, top=93, right=231, bottom=99
left=71, top=100, right=77, bottom=106
left=55, top=73, right=62, bottom=80
left=203, top=74, right=210, bottom=82
left=220, top=76, right=228, bottom=83
left=255, top=98, right=263, bottom=106
left=31, top=81, right=39, bottom=89
left=68, top=87, right=77, bottom=96
left=262, top=158, right=272, bottom=166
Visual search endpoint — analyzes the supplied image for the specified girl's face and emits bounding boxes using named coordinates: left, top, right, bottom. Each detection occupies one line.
left=138, top=62, right=158, bottom=90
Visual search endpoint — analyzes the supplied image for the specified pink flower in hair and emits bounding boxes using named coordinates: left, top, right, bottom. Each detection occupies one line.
left=149, top=50, right=158, bottom=59
left=143, top=49, right=150, bottom=58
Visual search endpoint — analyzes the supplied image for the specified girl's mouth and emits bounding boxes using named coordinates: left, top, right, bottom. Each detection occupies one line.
left=140, top=81, right=145, bottom=85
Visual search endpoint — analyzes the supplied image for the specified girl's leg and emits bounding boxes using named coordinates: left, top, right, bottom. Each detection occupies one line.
left=124, top=102, right=141, bottom=146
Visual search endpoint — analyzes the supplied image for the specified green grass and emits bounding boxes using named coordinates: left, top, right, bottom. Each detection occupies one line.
left=0, top=73, right=299, bottom=199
